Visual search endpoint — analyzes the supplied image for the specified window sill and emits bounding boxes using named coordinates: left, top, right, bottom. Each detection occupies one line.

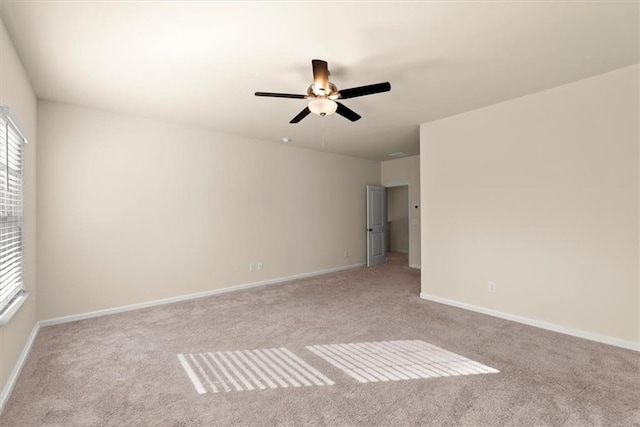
left=0, top=291, right=30, bottom=327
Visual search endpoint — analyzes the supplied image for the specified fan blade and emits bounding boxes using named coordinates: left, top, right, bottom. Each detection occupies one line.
left=312, top=59, right=329, bottom=94
left=290, top=107, right=311, bottom=123
left=255, top=92, right=306, bottom=99
left=338, top=82, right=391, bottom=100
left=335, top=102, right=361, bottom=122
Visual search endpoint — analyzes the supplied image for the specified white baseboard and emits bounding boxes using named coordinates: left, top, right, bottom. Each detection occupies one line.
left=0, top=323, right=40, bottom=415
left=41, top=262, right=366, bottom=327
left=409, top=264, right=421, bottom=269
left=420, top=293, right=639, bottom=352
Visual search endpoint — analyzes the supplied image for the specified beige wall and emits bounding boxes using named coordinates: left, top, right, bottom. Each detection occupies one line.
left=37, top=101, right=380, bottom=319
left=421, top=65, right=639, bottom=345
left=0, top=18, right=38, bottom=397
left=381, top=155, right=420, bottom=267
left=387, top=186, right=409, bottom=253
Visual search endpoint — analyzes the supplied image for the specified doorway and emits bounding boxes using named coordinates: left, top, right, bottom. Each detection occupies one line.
left=386, top=185, right=410, bottom=266
left=366, top=184, right=411, bottom=267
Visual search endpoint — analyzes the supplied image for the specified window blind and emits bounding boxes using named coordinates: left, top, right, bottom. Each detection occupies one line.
left=0, top=109, right=25, bottom=315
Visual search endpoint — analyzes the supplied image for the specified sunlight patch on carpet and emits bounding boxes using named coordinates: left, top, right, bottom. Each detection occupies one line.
left=306, top=340, right=499, bottom=383
left=178, top=348, right=334, bottom=394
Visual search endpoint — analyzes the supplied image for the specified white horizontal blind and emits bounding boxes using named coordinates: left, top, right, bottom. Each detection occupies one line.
left=0, top=112, right=25, bottom=315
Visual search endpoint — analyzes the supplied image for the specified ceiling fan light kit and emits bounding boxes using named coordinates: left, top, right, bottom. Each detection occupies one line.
left=308, top=98, right=337, bottom=116
left=255, top=59, right=391, bottom=123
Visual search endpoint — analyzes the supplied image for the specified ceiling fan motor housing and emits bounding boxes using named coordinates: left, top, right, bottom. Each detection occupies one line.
left=307, top=82, right=339, bottom=99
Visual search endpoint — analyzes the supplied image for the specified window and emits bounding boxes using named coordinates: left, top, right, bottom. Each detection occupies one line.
left=0, top=106, right=26, bottom=321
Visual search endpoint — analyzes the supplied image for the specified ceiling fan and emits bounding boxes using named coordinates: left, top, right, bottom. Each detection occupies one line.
left=255, top=59, right=391, bottom=123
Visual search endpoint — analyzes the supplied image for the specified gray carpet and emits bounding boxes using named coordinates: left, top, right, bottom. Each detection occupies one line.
left=2, top=253, right=639, bottom=426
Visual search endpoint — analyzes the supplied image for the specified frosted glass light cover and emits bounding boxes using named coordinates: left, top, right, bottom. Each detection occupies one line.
left=308, top=99, right=337, bottom=116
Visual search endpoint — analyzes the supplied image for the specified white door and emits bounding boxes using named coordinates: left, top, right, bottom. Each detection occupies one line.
left=367, top=185, right=387, bottom=266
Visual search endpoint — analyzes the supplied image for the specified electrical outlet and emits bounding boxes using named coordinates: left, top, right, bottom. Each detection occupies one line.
left=257, top=262, right=263, bottom=271
left=249, top=263, right=255, bottom=272
left=488, top=282, right=496, bottom=293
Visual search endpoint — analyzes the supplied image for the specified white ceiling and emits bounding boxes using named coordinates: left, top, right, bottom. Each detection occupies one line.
left=1, top=1, right=638, bottom=161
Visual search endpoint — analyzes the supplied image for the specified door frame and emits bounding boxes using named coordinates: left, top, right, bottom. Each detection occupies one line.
left=384, top=182, right=413, bottom=267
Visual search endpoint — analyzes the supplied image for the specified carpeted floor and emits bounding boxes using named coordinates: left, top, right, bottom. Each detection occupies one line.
left=2, top=253, right=639, bottom=426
